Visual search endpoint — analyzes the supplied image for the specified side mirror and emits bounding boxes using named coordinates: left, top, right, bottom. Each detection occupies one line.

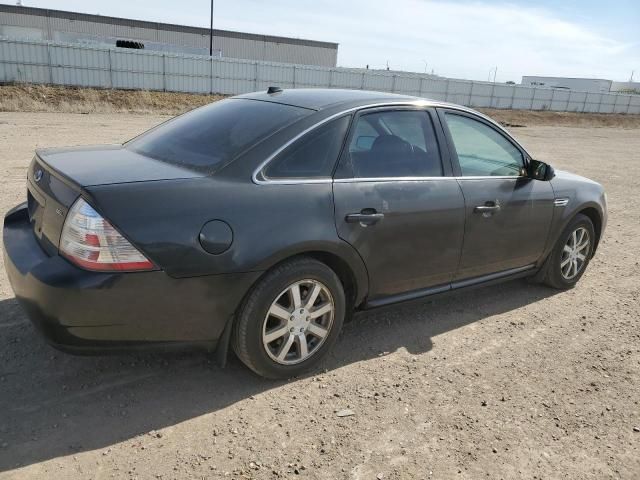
left=528, top=159, right=555, bottom=181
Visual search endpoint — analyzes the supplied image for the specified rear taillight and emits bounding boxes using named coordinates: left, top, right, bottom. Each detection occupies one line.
left=59, top=198, right=154, bottom=272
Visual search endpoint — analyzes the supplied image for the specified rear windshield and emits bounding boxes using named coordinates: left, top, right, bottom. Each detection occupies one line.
left=126, top=99, right=310, bottom=173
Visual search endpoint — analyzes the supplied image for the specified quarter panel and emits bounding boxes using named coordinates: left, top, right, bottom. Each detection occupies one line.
left=85, top=178, right=368, bottom=302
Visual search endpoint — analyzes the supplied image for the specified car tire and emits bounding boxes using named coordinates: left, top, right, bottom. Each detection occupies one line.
left=232, top=257, right=346, bottom=379
left=542, top=213, right=595, bottom=290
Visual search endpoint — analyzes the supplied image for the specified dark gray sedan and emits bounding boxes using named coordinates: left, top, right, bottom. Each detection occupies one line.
left=3, top=88, right=607, bottom=378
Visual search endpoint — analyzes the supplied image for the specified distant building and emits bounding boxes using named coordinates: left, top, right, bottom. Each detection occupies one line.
left=521, top=76, right=612, bottom=93
left=0, top=4, right=339, bottom=67
left=610, top=81, right=640, bottom=93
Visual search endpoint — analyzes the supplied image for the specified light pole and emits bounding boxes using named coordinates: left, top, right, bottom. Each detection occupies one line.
left=488, top=66, right=498, bottom=82
left=209, top=0, right=214, bottom=56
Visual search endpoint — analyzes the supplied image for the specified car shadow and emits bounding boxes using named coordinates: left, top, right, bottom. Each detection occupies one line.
left=0, top=278, right=559, bottom=471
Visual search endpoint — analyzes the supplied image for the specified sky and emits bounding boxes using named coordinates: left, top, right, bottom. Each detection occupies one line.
left=5, top=0, right=639, bottom=82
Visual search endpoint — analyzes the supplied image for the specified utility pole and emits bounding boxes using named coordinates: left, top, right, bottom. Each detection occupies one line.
left=488, top=66, right=497, bottom=82
left=209, top=0, right=214, bottom=56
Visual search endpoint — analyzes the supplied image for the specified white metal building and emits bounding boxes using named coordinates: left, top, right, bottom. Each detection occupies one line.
left=0, top=4, right=339, bottom=67
left=521, top=76, right=612, bottom=93
left=611, top=81, right=640, bottom=93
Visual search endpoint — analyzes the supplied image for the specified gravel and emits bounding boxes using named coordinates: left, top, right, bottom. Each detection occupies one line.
left=0, top=112, right=638, bottom=479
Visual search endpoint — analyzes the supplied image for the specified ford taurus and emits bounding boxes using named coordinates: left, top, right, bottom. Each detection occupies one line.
left=3, top=88, right=607, bottom=378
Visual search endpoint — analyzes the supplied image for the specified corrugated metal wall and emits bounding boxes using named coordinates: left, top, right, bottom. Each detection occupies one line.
left=1, top=38, right=639, bottom=114
left=0, top=6, right=339, bottom=66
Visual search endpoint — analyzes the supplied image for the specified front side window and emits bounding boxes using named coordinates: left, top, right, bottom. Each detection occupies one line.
left=264, top=115, right=351, bottom=179
left=127, top=98, right=310, bottom=173
left=444, top=113, right=524, bottom=177
left=344, top=110, right=443, bottom=178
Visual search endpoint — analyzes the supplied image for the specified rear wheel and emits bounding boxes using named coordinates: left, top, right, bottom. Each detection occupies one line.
left=543, top=214, right=595, bottom=289
left=232, top=257, right=345, bottom=379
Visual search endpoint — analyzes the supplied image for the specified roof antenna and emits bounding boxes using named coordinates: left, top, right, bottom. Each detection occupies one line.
left=267, top=86, right=283, bottom=94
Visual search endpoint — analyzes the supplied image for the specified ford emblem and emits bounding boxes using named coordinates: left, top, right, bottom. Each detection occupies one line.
left=34, top=169, right=43, bottom=183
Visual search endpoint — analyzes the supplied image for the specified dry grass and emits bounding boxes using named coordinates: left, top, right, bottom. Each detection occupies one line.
left=1, top=83, right=639, bottom=128
left=479, top=107, right=640, bottom=129
left=0, top=84, right=223, bottom=115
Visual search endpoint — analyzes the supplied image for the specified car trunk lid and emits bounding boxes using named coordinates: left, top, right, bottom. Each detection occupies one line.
left=36, top=145, right=204, bottom=187
left=27, top=145, right=204, bottom=256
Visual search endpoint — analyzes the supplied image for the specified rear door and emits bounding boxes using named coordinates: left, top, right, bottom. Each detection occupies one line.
left=332, top=107, right=465, bottom=303
left=437, top=109, right=554, bottom=280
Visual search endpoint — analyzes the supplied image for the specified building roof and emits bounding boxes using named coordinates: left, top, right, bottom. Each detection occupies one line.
left=0, top=4, right=339, bottom=50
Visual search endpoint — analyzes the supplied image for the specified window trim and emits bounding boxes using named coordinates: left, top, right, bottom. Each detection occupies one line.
left=251, top=101, right=530, bottom=185
left=436, top=107, right=530, bottom=178
left=333, top=105, right=451, bottom=181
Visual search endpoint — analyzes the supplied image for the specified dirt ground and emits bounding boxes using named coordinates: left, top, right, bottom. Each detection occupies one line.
left=0, top=111, right=639, bottom=480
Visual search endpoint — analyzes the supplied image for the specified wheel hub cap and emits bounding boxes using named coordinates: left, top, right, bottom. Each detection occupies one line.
left=289, top=308, right=310, bottom=332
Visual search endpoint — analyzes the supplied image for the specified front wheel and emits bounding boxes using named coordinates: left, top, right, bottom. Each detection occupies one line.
left=543, top=214, right=595, bottom=289
left=232, top=257, right=346, bottom=379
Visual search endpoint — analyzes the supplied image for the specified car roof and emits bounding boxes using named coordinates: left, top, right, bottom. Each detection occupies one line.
left=235, top=88, right=430, bottom=111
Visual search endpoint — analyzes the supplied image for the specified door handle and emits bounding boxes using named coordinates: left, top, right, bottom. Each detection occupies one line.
left=474, top=200, right=501, bottom=215
left=345, top=210, right=384, bottom=226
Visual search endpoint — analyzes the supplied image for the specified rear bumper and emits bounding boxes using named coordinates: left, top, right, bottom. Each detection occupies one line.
left=3, top=204, right=262, bottom=353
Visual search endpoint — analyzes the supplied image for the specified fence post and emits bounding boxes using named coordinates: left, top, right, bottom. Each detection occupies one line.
left=489, top=81, right=495, bottom=108
left=254, top=61, right=259, bottom=91
left=391, top=75, right=397, bottom=93
left=444, top=79, right=450, bottom=102
left=509, top=85, right=516, bottom=110
left=582, top=92, right=588, bottom=113
left=530, top=88, right=536, bottom=110
left=46, top=42, right=53, bottom=85
left=613, top=93, right=622, bottom=113
left=467, top=81, right=473, bottom=106
left=107, top=48, right=113, bottom=89
left=162, top=54, right=167, bottom=92
left=597, top=93, right=604, bottom=113
left=549, top=88, right=555, bottom=111
left=329, top=68, right=334, bottom=88
left=292, top=65, right=296, bottom=88
left=361, top=72, right=365, bottom=90
left=565, top=91, right=571, bottom=111
left=419, top=77, right=425, bottom=98
left=209, top=56, right=214, bottom=94
left=627, top=95, right=633, bottom=114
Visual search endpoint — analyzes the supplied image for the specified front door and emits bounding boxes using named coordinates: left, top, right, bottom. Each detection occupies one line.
left=438, top=109, right=554, bottom=280
left=332, top=107, right=465, bottom=303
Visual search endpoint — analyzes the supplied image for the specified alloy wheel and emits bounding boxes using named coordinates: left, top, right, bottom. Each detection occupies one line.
left=560, top=226, right=590, bottom=280
left=262, top=279, right=335, bottom=365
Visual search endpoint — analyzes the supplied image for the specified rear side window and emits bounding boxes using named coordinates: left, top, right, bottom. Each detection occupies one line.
left=127, top=99, right=310, bottom=173
left=343, top=110, right=443, bottom=178
left=264, top=116, right=351, bottom=179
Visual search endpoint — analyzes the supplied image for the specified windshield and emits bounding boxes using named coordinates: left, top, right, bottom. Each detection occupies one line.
left=126, top=98, right=311, bottom=173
